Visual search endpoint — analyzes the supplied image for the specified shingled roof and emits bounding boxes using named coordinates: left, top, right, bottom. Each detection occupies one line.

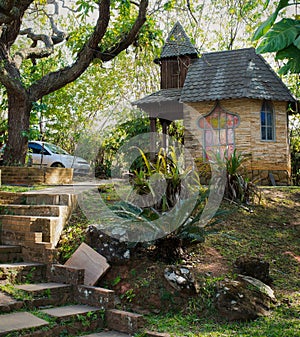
left=132, top=89, right=183, bottom=120
left=181, top=48, right=295, bottom=103
left=155, top=21, right=198, bottom=61
left=133, top=88, right=182, bottom=105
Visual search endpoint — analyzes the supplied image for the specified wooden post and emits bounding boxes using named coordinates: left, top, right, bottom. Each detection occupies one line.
left=150, top=117, right=156, bottom=160
left=160, top=119, right=171, bottom=149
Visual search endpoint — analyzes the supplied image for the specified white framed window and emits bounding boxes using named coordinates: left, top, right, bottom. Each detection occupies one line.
left=261, top=100, right=275, bottom=141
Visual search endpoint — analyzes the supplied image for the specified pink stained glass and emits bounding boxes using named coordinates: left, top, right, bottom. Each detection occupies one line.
left=219, top=146, right=227, bottom=159
left=220, top=129, right=227, bottom=145
left=205, top=130, right=214, bottom=146
left=205, top=147, right=213, bottom=161
left=227, top=145, right=235, bottom=157
left=233, top=116, right=239, bottom=127
left=227, top=128, right=234, bottom=143
left=198, top=117, right=205, bottom=129
left=227, top=114, right=234, bottom=128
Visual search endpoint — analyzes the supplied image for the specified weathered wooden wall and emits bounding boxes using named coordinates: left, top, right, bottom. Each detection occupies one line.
left=184, top=98, right=291, bottom=185
left=160, top=56, right=192, bottom=89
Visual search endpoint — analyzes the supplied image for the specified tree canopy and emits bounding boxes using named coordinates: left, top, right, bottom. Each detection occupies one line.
left=0, top=0, right=149, bottom=164
left=253, top=0, right=300, bottom=75
left=0, top=0, right=298, bottom=166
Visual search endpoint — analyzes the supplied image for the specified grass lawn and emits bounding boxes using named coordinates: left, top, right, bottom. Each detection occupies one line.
left=60, top=185, right=300, bottom=337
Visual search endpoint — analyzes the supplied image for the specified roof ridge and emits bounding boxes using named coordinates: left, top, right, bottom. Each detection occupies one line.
left=202, top=47, right=255, bottom=56
left=157, top=21, right=198, bottom=60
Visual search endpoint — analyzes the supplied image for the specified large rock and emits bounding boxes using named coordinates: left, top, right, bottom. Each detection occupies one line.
left=234, top=255, right=272, bottom=284
left=164, top=265, right=198, bottom=294
left=215, top=275, right=276, bottom=321
left=86, top=225, right=130, bottom=264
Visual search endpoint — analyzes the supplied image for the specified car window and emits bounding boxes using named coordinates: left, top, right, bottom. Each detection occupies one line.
left=28, top=143, right=50, bottom=155
left=45, top=143, right=69, bottom=155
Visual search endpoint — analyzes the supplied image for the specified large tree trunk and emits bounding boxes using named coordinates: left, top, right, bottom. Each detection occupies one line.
left=3, top=92, right=32, bottom=165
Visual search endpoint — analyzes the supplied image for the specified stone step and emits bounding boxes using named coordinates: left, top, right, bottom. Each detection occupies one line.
left=0, top=204, right=68, bottom=217
left=0, top=245, right=22, bottom=263
left=0, top=311, right=49, bottom=337
left=0, top=214, right=60, bottom=244
left=0, top=262, right=46, bottom=284
left=0, top=291, right=24, bottom=313
left=0, top=192, right=26, bottom=205
left=106, top=309, right=145, bottom=335
left=40, top=304, right=102, bottom=320
left=40, top=304, right=105, bottom=333
left=14, top=282, right=73, bottom=307
left=24, top=192, right=76, bottom=206
left=81, top=332, right=131, bottom=337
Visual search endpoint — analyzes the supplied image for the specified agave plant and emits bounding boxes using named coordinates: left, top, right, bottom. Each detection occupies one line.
left=224, top=149, right=260, bottom=204
left=127, top=146, right=185, bottom=212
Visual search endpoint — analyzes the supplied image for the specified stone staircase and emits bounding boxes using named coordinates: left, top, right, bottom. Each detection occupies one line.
left=0, top=256, right=148, bottom=336
left=0, top=190, right=76, bottom=265
left=0, top=188, right=168, bottom=337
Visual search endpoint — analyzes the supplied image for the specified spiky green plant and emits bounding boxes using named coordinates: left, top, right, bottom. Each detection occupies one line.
left=224, top=149, right=260, bottom=204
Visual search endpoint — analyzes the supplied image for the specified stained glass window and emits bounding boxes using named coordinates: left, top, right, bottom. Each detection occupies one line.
left=198, top=102, right=240, bottom=161
left=261, top=100, right=275, bottom=141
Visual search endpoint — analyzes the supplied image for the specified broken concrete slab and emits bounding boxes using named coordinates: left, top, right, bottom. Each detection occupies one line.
left=0, top=311, right=48, bottom=335
left=64, top=242, right=110, bottom=286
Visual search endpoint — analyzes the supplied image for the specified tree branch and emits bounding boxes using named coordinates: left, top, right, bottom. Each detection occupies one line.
left=29, top=0, right=149, bottom=101
left=14, top=28, right=54, bottom=68
left=0, top=1, right=33, bottom=46
left=94, top=0, right=148, bottom=62
left=0, top=42, right=27, bottom=95
left=13, top=16, right=67, bottom=68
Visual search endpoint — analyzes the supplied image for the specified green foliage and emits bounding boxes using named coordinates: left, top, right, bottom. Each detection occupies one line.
left=290, top=113, right=300, bottom=185
left=106, top=146, right=226, bottom=261
left=224, top=150, right=260, bottom=204
left=95, top=116, right=150, bottom=177
left=57, top=208, right=89, bottom=262
left=253, top=0, right=300, bottom=75
left=121, top=288, right=136, bottom=302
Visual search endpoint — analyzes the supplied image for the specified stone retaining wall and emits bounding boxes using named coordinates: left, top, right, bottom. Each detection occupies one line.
left=0, top=167, right=73, bottom=185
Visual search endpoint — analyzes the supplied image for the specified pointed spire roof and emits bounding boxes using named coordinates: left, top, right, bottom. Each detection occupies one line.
left=156, top=22, right=198, bottom=61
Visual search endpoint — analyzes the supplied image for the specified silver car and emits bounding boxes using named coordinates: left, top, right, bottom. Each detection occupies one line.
left=28, top=141, right=90, bottom=175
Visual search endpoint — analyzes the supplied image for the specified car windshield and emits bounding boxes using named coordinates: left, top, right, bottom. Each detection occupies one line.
left=45, top=143, right=69, bottom=155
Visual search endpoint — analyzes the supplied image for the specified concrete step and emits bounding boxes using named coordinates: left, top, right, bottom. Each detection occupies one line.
left=0, top=262, right=46, bottom=284
left=0, top=245, right=22, bottom=263
left=0, top=204, right=68, bottom=217
left=0, top=311, right=49, bottom=337
left=14, top=282, right=73, bottom=307
left=25, top=192, right=76, bottom=206
left=0, top=214, right=60, bottom=244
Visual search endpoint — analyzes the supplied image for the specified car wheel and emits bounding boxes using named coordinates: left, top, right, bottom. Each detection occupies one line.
left=51, top=162, right=65, bottom=168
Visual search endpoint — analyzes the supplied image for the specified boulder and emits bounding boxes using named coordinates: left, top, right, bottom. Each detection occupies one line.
left=215, top=275, right=276, bottom=321
left=164, top=265, right=198, bottom=294
left=234, top=255, right=272, bottom=284
left=85, top=225, right=130, bottom=264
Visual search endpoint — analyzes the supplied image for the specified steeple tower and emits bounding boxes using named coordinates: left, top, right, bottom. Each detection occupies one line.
left=155, top=22, right=198, bottom=89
